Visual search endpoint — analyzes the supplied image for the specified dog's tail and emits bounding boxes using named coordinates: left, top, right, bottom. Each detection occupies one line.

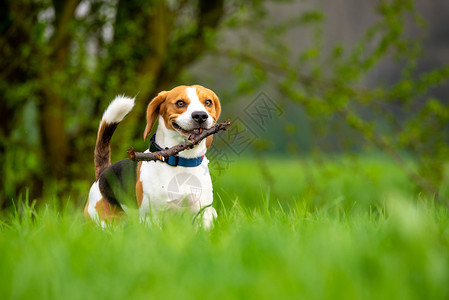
left=94, top=95, right=135, bottom=179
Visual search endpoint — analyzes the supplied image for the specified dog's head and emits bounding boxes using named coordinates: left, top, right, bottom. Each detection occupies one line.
left=144, top=85, right=221, bottom=147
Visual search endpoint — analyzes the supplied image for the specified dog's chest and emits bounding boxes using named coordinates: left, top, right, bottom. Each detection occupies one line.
left=138, top=157, right=213, bottom=213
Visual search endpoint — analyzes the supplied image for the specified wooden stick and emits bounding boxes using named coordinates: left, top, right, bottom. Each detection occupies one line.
left=127, top=120, right=231, bottom=162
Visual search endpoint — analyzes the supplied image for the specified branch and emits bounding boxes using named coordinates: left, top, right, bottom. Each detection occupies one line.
left=127, top=120, right=230, bottom=162
left=336, top=108, right=438, bottom=196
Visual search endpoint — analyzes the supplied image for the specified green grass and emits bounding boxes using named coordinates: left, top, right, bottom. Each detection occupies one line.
left=1, top=156, right=449, bottom=299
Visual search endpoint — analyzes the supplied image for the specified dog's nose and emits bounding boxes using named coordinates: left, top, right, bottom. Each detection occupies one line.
left=192, top=111, right=208, bottom=124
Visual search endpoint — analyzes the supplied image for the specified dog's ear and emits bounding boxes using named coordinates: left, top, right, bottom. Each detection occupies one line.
left=206, top=92, right=221, bottom=148
left=212, top=94, right=221, bottom=123
left=206, top=135, right=213, bottom=148
left=144, top=91, right=168, bottom=140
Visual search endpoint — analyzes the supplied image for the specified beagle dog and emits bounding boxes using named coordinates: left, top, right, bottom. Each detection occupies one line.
left=84, top=85, right=221, bottom=227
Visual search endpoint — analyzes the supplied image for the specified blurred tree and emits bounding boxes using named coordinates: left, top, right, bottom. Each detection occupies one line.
left=0, top=0, right=225, bottom=206
left=215, top=0, right=449, bottom=200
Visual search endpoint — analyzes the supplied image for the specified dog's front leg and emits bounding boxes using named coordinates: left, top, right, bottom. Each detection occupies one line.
left=198, top=206, right=217, bottom=229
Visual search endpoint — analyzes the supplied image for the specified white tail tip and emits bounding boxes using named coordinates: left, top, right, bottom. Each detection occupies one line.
left=102, top=95, right=135, bottom=124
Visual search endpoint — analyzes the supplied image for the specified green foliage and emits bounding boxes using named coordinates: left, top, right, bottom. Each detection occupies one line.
left=212, top=155, right=415, bottom=212
left=1, top=157, right=449, bottom=299
left=0, top=0, right=228, bottom=205
left=221, top=0, right=449, bottom=198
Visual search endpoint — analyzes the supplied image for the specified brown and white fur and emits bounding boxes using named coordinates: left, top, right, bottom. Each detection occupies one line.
left=84, top=85, right=221, bottom=227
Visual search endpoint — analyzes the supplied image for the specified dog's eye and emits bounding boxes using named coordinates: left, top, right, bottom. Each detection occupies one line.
left=176, top=100, right=185, bottom=108
left=205, top=99, right=212, bottom=107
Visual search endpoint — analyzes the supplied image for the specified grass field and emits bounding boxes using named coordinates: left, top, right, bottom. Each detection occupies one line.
left=1, top=156, right=449, bottom=299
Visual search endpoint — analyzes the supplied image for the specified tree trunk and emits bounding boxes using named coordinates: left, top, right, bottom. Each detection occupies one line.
left=38, top=0, right=80, bottom=178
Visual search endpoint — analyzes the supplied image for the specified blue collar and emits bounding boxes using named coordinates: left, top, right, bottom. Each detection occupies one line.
left=149, top=134, right=204, bottom=167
